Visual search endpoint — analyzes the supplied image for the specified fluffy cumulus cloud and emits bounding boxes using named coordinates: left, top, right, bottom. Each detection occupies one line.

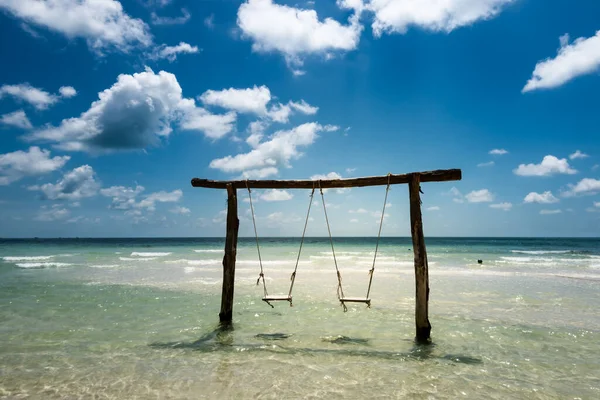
left=569, top=150, right=589, bottom=160
left=237, top=0, right=362, bottom=72
left=0, top=84, right=77, bottom=110
left=524, top=191, right=559, bottom=204
left=200, top=85, right=272, bottom=116
left=367, top=0, right=514, bottom=37
left=562, top=178, right=600, bottom=197
left=0, top=84, right=55, bottom=110
left=58, top=86, right=77, bottom=98
left=1, top=110, right=32, bottom=129
left=28, top=165, right=100, bottom=201
left=0, top=0, right=152, bottom=53
left=260, top=189, right=293, bottom=201
left=489, top=148, right=508, bottom=155
left=199, top=85, right=318, bottom=124
left=151, top=42, right=200, bottom=62
left=489, top=202, right=512, bottom=211
left=0, top=146, right=69, bottom=185
left=514, top=155, right=577, bottom=177
left=210, top=122, right=335, bottom=178
left=523, top=32, right=600, bottom=92
left=465, top=189, right=493, bottom=203
left=26, top=68, right=236, bottom=151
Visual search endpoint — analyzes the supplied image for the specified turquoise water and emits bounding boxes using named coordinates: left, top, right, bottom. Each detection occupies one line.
left=1, top=237, right=600, bottom=399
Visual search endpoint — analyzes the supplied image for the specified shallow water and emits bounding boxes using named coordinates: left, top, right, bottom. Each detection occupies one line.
left=1, top=237, right=599, bottom=399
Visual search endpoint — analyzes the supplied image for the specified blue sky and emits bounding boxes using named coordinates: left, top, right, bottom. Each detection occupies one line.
left=0, top=0, right=599, bottom=238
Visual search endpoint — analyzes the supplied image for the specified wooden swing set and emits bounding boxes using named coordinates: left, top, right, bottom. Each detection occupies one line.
left=191, top=169, right=461, bottom=343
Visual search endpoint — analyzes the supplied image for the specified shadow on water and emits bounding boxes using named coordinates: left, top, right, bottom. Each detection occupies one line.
left=148, top=325, right=482, bottom=365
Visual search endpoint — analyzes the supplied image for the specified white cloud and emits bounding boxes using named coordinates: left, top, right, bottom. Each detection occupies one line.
left=100, top=185, right=182, bottom=212
left=489, top=148, right=508, bottom=155
left=138, top=190, right=182, bottom=211
left=35, top=205, right=70, bottom=222
left=237, top=0, right=362, bottom=71
left=210, top=122, right=327, bottom=178
left=562, top=178, right=600, bottom=197
left=26, top=68, right=236, bottom=151
left=289, top=100, right=318, bottom=115
left=489, top=202, right=512, bottom=211
left=540, top=209, right=562, bottom=215
left=240, top=167, right=279, bottom=179
left=523, top=191, right=559, bottom=204
left=350, top=218, right=359, bottom=223
left=170, top=206, right=191, bottom=214
left=200, top=85, right=272, bottom=115
left=465, top=189, right=493, bottom=203
left=349, top=208, right=368, bottom=214
left=246, top=121, right=268, bottom=148
left=0, top=84, right=76, bottom=110
left=445, top=186, right=464, bottom=203
left=151, top=42, right=200, bottom=62
left=58, top=86, right=77, bottom=98
left=310, top=171, right=347, bottom=193
left=0, top=83, right=57, bottom=110
left=28, top=165, right=99, bottom=201
left=345, top=167, right=356, bottom=174
left=178, top=102, right=237, bottom=140
left=0, top=146, right=70, bottom=186
left=100, top=185, right=145, bottom=209
left=514, top=155, right=577, bottom=177
left=592, top=164, right=599, bottom=171
left=426, top=206, right=440, bottom=211
left=0, top=0, right=152, bottom=53
left=523, top=32, right=600, bottom=92
left=368, top=0, right=514, bottom=37
left=477, top=161, right=494, bottom=167
left=151, top=8, right=191, bottom=25
left=1, top=110, right=32, bottom=129
left=569, top=150, right=589, bottom=160
left=260, top=189, right=293, bottom=201
left=199, top=85, right=317, bottom=124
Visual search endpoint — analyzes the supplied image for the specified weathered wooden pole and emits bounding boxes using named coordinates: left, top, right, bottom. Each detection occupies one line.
left=409, top=173, right=431, bottom=343
left=219, top=183, right=239, bottom=324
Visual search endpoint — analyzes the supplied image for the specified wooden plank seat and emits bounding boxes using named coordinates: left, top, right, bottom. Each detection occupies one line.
left=262, top=295, right=292, bottom=302
left=340, top=297, right=371, bottom=305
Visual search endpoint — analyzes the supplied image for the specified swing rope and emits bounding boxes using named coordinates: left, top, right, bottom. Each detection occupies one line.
left=288, top=186, right=316, bottom=299
left=246, top=181, right=268, bottom=298
left=319, top=181, right=347, bottom=312
left=366, top=173, right=391, bottom=300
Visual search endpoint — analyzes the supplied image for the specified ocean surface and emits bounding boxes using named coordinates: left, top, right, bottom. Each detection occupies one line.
left=1, top=237, right=599, bottom=399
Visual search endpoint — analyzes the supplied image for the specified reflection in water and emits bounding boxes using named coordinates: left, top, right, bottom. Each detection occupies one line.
left=149, top=328, right=482, bottom=365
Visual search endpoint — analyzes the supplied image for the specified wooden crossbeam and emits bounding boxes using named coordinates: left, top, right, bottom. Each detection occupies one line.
left=191, top=169, right=461, bottom=190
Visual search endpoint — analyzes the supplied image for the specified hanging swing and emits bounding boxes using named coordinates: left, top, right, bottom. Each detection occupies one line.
left=319, top=174, right=391, bottom=312
left=247, top=181, right=315, bottom=308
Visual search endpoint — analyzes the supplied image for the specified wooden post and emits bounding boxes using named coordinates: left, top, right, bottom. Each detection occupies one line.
left=409, top=173, right=431, bottom=343
left=219, top=184, right=239, bottom=324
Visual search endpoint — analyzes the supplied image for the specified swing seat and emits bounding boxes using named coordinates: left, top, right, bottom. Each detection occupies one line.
left=262, top=295, right=292, bottom=302
left=340, top=297, right=371, bottom=305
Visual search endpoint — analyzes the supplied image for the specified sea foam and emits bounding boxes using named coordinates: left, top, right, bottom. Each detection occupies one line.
left=130, top=252, right=172, bottom=257
left=15, top=262, right=72, bottom=269
left=3, top=256, right=54, bottom=262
